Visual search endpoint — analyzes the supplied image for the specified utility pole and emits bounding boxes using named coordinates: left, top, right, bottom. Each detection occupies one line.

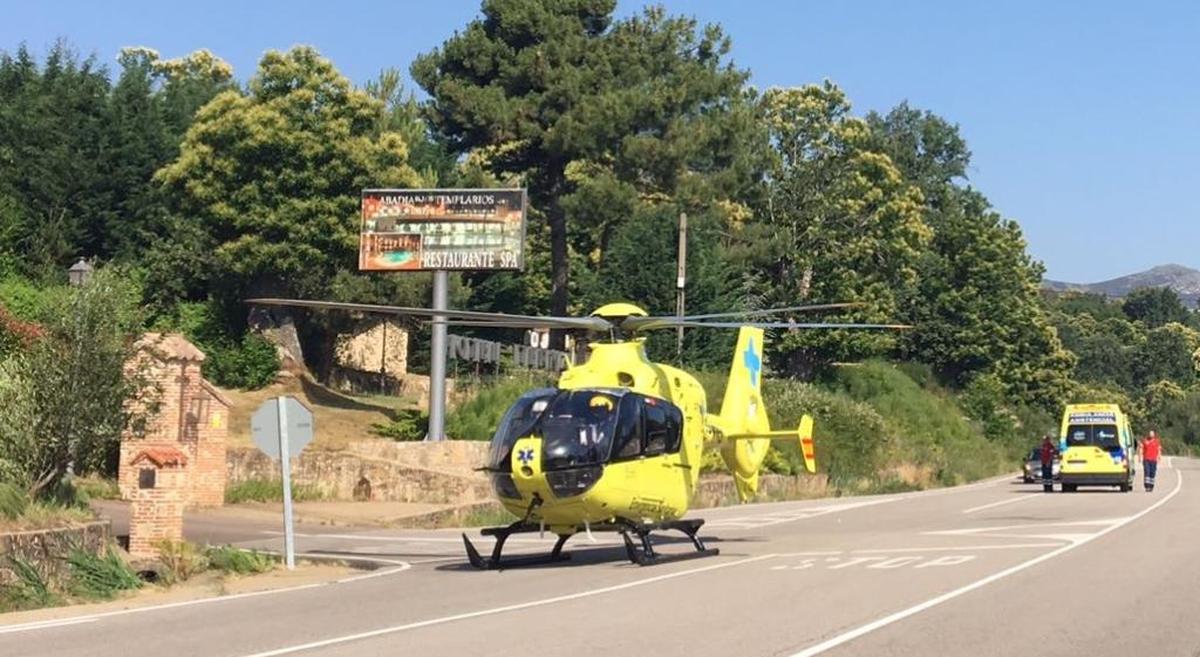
left=675, top=212, right=688, bottom=361
left=427, top=270, right=449, bottom=441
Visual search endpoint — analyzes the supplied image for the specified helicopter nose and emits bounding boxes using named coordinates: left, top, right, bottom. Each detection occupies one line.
left=512, top=436, right=543, bottom=481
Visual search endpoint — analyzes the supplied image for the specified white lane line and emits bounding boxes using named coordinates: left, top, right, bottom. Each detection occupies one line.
left=925, top=517, right=1126, bottom=536
left=851, top=543, right=1062, bottom=554
left=0, top=558, right=412, bottom=635
left=962, top=493, right=1043, bottom=514
left=263, top=532, right=544, bottom=545
left=0, top=617, right=98, bottom=635
left=786, top=465, right=1184, bottom=657
left=236, top=554, right=777, bottom=657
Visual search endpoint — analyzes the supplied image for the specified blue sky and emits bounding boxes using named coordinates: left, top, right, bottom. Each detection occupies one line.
left=3, top=0, right=1197, bottom=282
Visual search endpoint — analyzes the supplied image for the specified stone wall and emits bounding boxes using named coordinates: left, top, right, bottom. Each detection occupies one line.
left=0, top=521, right=110, bottom=587
left=227, top=440, right=492, bottom=504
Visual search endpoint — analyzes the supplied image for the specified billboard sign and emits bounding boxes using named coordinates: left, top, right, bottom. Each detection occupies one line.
left=359, top=189, right=527, bottom=271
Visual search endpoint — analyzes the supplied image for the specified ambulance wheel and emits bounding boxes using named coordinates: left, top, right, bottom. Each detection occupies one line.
left=1120, top=482, right=1131, bottom=492
left=1062, top=484, right=1077, bottom=492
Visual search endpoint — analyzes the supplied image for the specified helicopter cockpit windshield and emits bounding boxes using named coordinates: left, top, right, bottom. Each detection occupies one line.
left=539, top=390, right=621, bottom=470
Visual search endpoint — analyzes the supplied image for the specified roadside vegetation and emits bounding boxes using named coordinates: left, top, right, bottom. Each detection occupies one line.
left=1, top=540, right=280, bottom=613
left=223, top=478, right=327, bottom=505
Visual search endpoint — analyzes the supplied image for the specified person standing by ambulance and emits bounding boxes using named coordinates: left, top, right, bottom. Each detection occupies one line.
left=1141, top=430, right=1161, bottom=492
left=1040, top=434, right=1057, bottom=493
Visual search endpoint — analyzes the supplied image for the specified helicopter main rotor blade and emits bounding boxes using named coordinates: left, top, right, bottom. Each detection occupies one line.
left=246, top=298, right=613, bottom=331
left=624, top=303, right=867, bottom=331
left=626, top=319, right=913, bottom=330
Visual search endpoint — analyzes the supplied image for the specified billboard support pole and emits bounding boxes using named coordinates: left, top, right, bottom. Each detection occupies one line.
left=428, top=269, right=449, bottom=441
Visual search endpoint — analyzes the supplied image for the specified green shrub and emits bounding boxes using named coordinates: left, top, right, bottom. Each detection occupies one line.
left=446, top=373, right=556, bottom=441
left=72, top=477, right=121, bottom=501
left=763, top=378, right=892, bottom=485
left=66, top=545, right=141, bottom=599
left=0, top=482, right=29, bottom=520
left=370, top=409, right=429, bottom=441
left=156, top=540, right=209, bottom=585
left=205, top=545, right=275, bottom=575
left=224, top=478, right=325, bottom=504
left=150, top=300, right=280, bottom=390
left=1, top=555, right=59, bottom=611
left=830, top=361, right=1012, bottom=485
left=203, top=334, right=280, bottom=390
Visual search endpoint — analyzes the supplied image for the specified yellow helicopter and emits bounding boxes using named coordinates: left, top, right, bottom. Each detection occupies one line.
left=249, top=298, right=906, bottom=568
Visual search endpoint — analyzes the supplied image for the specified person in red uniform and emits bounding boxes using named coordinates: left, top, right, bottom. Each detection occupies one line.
left=1040, top=434, right=1057, bottom=493
left=1142, top=430, right=1161, bottom=492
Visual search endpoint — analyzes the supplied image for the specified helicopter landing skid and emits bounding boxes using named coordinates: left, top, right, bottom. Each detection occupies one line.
left=462, top=522, right=572, bottom=570
left=620, top=518, right=720, bottom=566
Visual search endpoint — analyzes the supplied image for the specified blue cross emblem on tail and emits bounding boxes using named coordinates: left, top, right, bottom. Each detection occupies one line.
left=517, top=448, right=535, bottom=465
left=744, top=337, right=761, bottom=387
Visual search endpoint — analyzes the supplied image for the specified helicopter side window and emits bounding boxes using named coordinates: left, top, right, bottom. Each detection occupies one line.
left=643, top=398, right=683, bottom=456
left=611, top=395, right=644, bottom=461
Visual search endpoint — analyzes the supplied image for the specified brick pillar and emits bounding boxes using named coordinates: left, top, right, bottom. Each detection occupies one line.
left=127, top=448, right=188, bottom=558
left=191, top=399, right=228, bottom=507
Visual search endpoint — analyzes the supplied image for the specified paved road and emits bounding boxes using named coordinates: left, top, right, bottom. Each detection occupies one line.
left=5, top=457, right=1196, bottom=657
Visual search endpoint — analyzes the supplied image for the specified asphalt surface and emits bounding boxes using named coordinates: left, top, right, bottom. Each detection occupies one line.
left=4, top=457, right=1196, bottom=657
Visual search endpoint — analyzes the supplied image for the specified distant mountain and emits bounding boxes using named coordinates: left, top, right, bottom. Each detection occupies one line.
left=1044, top=264, right=1200, bottom=307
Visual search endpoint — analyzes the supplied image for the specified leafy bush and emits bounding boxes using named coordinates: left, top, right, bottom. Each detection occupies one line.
left=224, top=478, right=325, bottom=504
left=151, top=299, right=280, bottom=390
left=446, top=373, right=556, bottom=441
left=763, top=378, right=892, bottom=484
left=0, top=267, right=152, bottom=497
left=156, top=540, right=209, bottom=585
left=1, top=555, right=59, bottom=611
left=0, top=482, right=29, bottom=520
left=66, top=546, right=141, bottom=599
left=370, top=409, right=428, bottom=441
left=72, top=477, right=121, bottom=501
left=205, top=545, right=275, bottom=575
left=203, top=334, right=280, bottom=390
left=830, top=362, right=1011, bottom=485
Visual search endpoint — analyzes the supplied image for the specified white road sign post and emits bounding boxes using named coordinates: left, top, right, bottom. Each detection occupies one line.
left=251, top=396, right=314, bottom=570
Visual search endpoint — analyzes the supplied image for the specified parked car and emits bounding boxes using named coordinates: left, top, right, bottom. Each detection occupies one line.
left=1023, top=447, right=1060, bottom=483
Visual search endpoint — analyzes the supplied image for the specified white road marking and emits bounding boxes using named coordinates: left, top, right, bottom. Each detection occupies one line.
left=962, top=493, right=1043, bottom=514
left=235, top=554, right=777, bottom=657
left=914, top=556, right=975, bottom=568
left=925, top=518, right=1125, bottom=537
left=0, top=558, right=411, bottom=635
left=868, top=557, right=926, bottom=569
left=785, top=464, right=1183, bottom=657
left=852, top=543, right=1061, bottom=553
left=0, top=617, right=97, bottom=635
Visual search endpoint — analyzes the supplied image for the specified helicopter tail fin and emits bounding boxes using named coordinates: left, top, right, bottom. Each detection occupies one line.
left=708, top=328, right=813, bottom=500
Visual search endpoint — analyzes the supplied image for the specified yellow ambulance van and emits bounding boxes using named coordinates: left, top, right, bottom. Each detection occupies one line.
left=1058, top=404, right=1135, bottom=492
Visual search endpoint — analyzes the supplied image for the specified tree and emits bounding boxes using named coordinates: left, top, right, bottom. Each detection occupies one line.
left=156, top=46, right=425, bottom=300
left=869, top=103, right=1073, bottom=407
left=0, top=42, right=112, bottom=277
left=412, top=1, right=763, bottom=344
left=743, top=83, right=929, bottom=376
left=1122, top=286, right=1190, bottom=329
left=1133, top=322, right=1200, bottom=388
left=0, top=268, right=152, bottom=496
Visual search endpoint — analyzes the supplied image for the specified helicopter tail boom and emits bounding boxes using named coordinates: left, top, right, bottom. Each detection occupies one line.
left=721, top=414, right=817, bottom=474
